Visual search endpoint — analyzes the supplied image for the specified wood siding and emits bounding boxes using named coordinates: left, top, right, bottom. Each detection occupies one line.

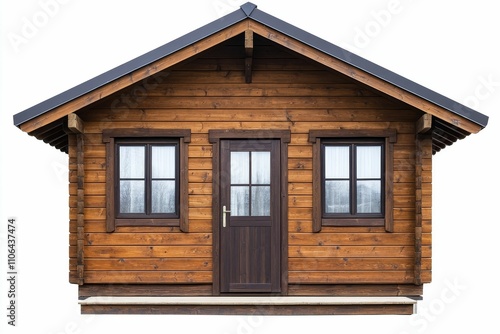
left=68, top=34, right=431, bottom=288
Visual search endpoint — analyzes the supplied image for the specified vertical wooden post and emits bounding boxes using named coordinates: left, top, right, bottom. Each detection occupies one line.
left=414, top=133, right=431, bottom=285
left=69, top=113, right=86, bottom=285
left=76, top=133, right=85, bottom=285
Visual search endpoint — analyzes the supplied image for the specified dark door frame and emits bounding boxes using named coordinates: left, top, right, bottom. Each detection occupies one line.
left=209, top=130, right=290, bottom=295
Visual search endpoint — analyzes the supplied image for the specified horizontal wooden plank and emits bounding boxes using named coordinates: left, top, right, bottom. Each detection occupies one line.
left=80, top=108, right=419, bottom=123
left=85, top=233, right=211, bottom=246
left=188, top=183, right=213, bottom=195
left=79, top=284, right=213, bottom=297
left=189, top=195, right=212, bottom=208
left=69, top=157, right=106, bottom=170
left=70, top=208, right=106, bottom=220
left=289, top=233, right=414, bottom=246
left=188, top=208, right=212, bottom=220
left=72, top=258, right=212, bottom=271
left=70, top=219, right=212, bottom=233
left=288, top=183, right=312, bottom=195
left=76, top=245, right=212, bottom=258
left=106, top=96, right=403, bottom=110
left=83, top=270, right=212, bottom=284
left=70, top=196, right=105, bottom=208
left=83, top=121, right=414, bottom=134
left=288, top=284, right=423, bottom=296
left=189, top=157, right=212, bottom=170
left=288, top=245, right=428, bottom=258
left=70, top=182, right=105, bottom=196
left=188, top=170, right=212, bottom=183
left=288, top=158, right=312, bottom=170
left=83, top=145, right=105, bottom=157
left=189, top=145, right=213, bottom=158
left=288, top=271, right=414, bottom=284
left=288, top=170, right=312, bottom=183
left=288, top=195, right=313, bottom=208
left=289, top=258, right=431, bottom=271
left=70, top=170, right=105, bottom=183
left=150, top=82, right=382, bottom=97
left=288, top=145, right=312, bottom=158
left=80, top=303, right=414, bottom=316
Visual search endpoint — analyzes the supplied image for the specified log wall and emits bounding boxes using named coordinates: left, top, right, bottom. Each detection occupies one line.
left=68, top=34, right=432, bottom=288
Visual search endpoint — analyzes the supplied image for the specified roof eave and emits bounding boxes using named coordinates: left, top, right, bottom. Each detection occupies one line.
left=13, top=2, right=488, bottom=132
left=13, top=6, right=250, bottom=128
left=247, top=6, right=488, bottom=129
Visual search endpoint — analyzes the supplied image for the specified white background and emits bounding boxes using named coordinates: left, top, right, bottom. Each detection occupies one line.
left=1, top=0, right=498, bottom=333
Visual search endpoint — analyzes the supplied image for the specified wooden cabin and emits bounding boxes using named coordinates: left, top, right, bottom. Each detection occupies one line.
left=13, top=3, right=488, bottom=315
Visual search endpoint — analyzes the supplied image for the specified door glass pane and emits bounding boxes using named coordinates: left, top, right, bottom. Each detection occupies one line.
left=152, top=146, right=176, bottom=179
left=120, top=146, right=145, bottom=178
left=357, top=180, right=381, bottom=213
left=251, top=186, right=270, bottom=216
left=357, top=146, right=381, bottom=179
left=152, top=180, right=176, bottom=213
left=231, top=152, right=249, bottom=184
left=251, top=152, right=270, bottom=184
left=120, top=180, right=145, bottom=213
left=325, top=146, right=349, bottom=178
left=325, top=180, right=349, bottom=213
left=231, top=186, right=249, bottom=216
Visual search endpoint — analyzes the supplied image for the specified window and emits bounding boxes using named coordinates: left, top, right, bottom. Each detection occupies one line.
left=309, top=130, right=396, bottom=232
left=103, top=129, right=190, bottom=232
left=116, top=139, right=179, bottom=218
left=323, top=140, right=384, bottom=217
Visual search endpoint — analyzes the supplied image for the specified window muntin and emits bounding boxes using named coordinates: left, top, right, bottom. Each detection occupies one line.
left=116, top=139, right=179, bottom=219
left=322, top=140, right=384, bottom=218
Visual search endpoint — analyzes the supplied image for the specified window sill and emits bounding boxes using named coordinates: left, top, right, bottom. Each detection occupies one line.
left=115, top=218, right=180, bottom=227
left=321, top=218, right=385, bottom=227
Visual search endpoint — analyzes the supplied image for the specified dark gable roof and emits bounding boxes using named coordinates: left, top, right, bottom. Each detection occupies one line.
left=13, top=2, right=488, bottom=142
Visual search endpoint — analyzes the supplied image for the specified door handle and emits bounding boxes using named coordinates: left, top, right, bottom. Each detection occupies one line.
left=222, top=205, right=231, bottom=227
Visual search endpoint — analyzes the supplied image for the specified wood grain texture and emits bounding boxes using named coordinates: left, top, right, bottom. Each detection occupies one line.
left=66, top=33, right=427, bottom=288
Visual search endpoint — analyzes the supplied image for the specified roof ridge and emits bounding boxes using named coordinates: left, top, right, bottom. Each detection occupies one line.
left=240, top=2, right=257, bottom=17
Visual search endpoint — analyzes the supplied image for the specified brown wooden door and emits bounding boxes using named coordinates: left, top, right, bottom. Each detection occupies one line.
left=220, top=139, right=281, bottom=293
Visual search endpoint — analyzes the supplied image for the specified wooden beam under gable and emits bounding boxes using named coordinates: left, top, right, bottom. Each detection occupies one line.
left=68, top=113, right=84, bottom=134
left=248, top=21, right=482, bottom=134
left=245, top=29, right=253, bottom=83
left=416, top=114, right=432, bottom=134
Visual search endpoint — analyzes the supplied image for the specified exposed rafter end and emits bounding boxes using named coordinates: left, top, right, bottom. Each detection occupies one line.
left=416, top=114, right=432, bottom=134
left=68, top=113, right=84, bottom=134
left=245, top=30, right=253, bottom=83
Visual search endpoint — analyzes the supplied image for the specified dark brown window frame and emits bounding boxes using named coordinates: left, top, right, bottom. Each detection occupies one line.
left=309, top=129, right=397, bottom=232
left=103, top=129, right=191, bottom=232
left=115, top=138, right=180, bottom=219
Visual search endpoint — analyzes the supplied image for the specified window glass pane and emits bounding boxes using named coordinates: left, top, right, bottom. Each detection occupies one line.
left=251, top=186, right=270, bottom=216
left=325, top=146, right=349, bottom=178
left=325, top=180, right=350, bottom=213
left=120, top=146, right=145, bottom=178
left=151, top=180, right=176, bottom=213
left=357, top=146, right=381, bottom=179
left=231, top=152, right=249, bottom=184
left=152, top=146, right=176, bottom=179
left=251, top=152, right=271, bottom=184
left=231, top=186, right=249, bottom=216
left=120, top=180, right=145, bottom=213
left=357, top=180, right=381, bottom=213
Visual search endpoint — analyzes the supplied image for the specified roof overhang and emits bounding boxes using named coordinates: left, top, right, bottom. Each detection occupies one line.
left=13, top=2, right=488, bottom=154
